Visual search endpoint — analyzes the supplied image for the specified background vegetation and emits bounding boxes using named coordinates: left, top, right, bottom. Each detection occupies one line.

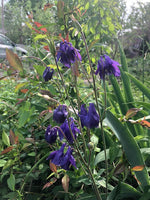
left=0, top=0, right=150, bottom=200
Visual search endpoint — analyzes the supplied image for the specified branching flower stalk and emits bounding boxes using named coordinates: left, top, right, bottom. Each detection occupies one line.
left=79, top=23, right=109, bottom=196
left=67, top=119, right=102, bottom=200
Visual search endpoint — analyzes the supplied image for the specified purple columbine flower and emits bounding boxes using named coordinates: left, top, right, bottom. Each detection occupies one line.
left=78, top=103, right=99, bottom=129
left=56, top=41, right=82, bottom=68
left=61, top=146, right=77, bottom=170
left=46, top=143, right=66, bottom=165
left=47, top=143, right=76, bottom=170
left=53, top=105, right=68, bottom=124
left=43, top=67, right=54, bottom=82
left=59, top=118, right=80, bottom=144
left=45, top=125, right=57, bottom=144
left=95, top=55, right=120, bottom=79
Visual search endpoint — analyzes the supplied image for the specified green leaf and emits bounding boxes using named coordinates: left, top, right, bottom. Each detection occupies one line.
left=2, top=131, right=10, bottom=146
left=7, top=173, right=15, bottom=191
left=37, top=49, right=50, bottom=65
left=3, top=192, right=18, bottom=200
left=33, top=65, right=45, bottom=76
left=139, top=192, right=150, bottom=200
left=104, top=110, right=150, bottom=191
left=107, top=182, right=142, bottom=200
left=109, top=145, right=119, bottom=164
left=109, top=75, right=128, bottom=115
left=0, top=159, right=7, bottom=167
left=18, top=111, right=30, bottom=128
left=28, top=152, right=36, bottom=157
left=127, top=72, right=150, bottom=100
left=95, top=149, right=110, bottom=165
left=34, top=34, right=47, bottom=42
left=3, top=159, right=15, bottom=170
left=120, top=67, right=134, bottom=107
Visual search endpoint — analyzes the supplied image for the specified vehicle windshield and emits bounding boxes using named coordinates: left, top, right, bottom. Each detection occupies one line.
left=0, top=35, right=14, bottom=46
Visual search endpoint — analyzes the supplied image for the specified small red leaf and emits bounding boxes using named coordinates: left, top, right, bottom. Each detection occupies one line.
left=34, top=21, right=43, bottom=27
left=16, top=98, right=25, bottom=105
left=34, top=22, right=47, bottom=33
left=0, top=146, right=14, bottom=155
left=125, top=108, right=142, bottom=119
left=133, top=175, right=141, bottom=185
left=140, top=120, right=150, bottom=129
left=20, top=89, right=28, bottom=93
left=62, top=174, right=69, bottom=192
left=42, top=178, right=57, bottom=190
left=44, top=3, right=54, bottom=11
left=43, top=46, right=50, bottom=51
left=59, top=33, right=64, bottom=42
left=65, top=32, right=69, bottom=42
left=132, top=165, right=145, bottom=171
left=49, top=161, right=57, bottom=173
left=32, top=27, right=41, bottom=34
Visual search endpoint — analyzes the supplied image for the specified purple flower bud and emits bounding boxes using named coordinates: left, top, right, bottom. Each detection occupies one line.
left=46, top=143, right=76, bottom=170
left=53, top=105, right=68, bottom=124
left=95, top=55, right=120, bottom=79
left=56, top=41, right=82, bottom=68
left=45, top=125, right=57, bottom=144
left=43, top=67, right=54, bottom=82
left=79, top=103, right=99, bottom=129
left=59, top=118, right=80, bottom=144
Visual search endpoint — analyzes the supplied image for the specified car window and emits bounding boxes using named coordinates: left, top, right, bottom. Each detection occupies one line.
left=0, top=35, right=12, bottom=45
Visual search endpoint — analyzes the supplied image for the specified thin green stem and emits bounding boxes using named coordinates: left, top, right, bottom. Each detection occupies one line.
left=102, top=79, right=108, bottom=196
left=80, top=27, right=108, bottom=197
left=54, top=57, right=78, bottom=117
left=20, top=152, right=49, bottom=194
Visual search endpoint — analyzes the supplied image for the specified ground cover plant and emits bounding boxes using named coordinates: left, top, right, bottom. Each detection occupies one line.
left=1, top=1, right=150, bottom=200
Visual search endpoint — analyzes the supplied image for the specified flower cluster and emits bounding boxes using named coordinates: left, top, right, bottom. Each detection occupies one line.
left=45, top=103, right=99, bottom=170
left=95, top=55, right=120, bottom=79
left=44, top=40, right=120, bottom=173
left=56, top=41, right=82, bottom=68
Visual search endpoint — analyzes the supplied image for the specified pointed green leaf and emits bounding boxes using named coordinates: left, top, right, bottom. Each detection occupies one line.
left=127, top=72, right=150, bottom=100
left=2, top=131, right=10, bottom=146
left=105, top=110, right=150, bottom=191
left=107, top=182, right=142, bottom=200
left=7, top=173, right=15, bottom=191
left=109, top=75, right=128, bottom=115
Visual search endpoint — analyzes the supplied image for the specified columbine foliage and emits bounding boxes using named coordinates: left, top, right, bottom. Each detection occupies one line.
left=1, top=0, right=150, bottom=200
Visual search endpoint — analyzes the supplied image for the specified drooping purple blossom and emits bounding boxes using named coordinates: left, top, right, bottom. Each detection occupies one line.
left=61, top=146, right=77, bottom=170
left=45, top=125, right=57, bottom=144
left=47, top=143, right=65, bottom=166
left=46, top=143, right=76, bottom=170
left=95, top=55, right=120, bottom=79
left=43, top=67, right=54, bottom=81
left=78, top=103, right=99, bottom=129
left=58, top=118, right=80, bottom=144
left=56, top=41, right=82, bottom=68
left=53, top=105, right=68, bottom=124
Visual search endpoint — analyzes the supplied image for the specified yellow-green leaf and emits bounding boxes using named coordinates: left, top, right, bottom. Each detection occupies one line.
left=6, top=48, right=23, bottom=72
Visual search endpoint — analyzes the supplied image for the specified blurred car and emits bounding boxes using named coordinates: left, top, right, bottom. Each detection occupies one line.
left=0, top=34, right=27, bottom=59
